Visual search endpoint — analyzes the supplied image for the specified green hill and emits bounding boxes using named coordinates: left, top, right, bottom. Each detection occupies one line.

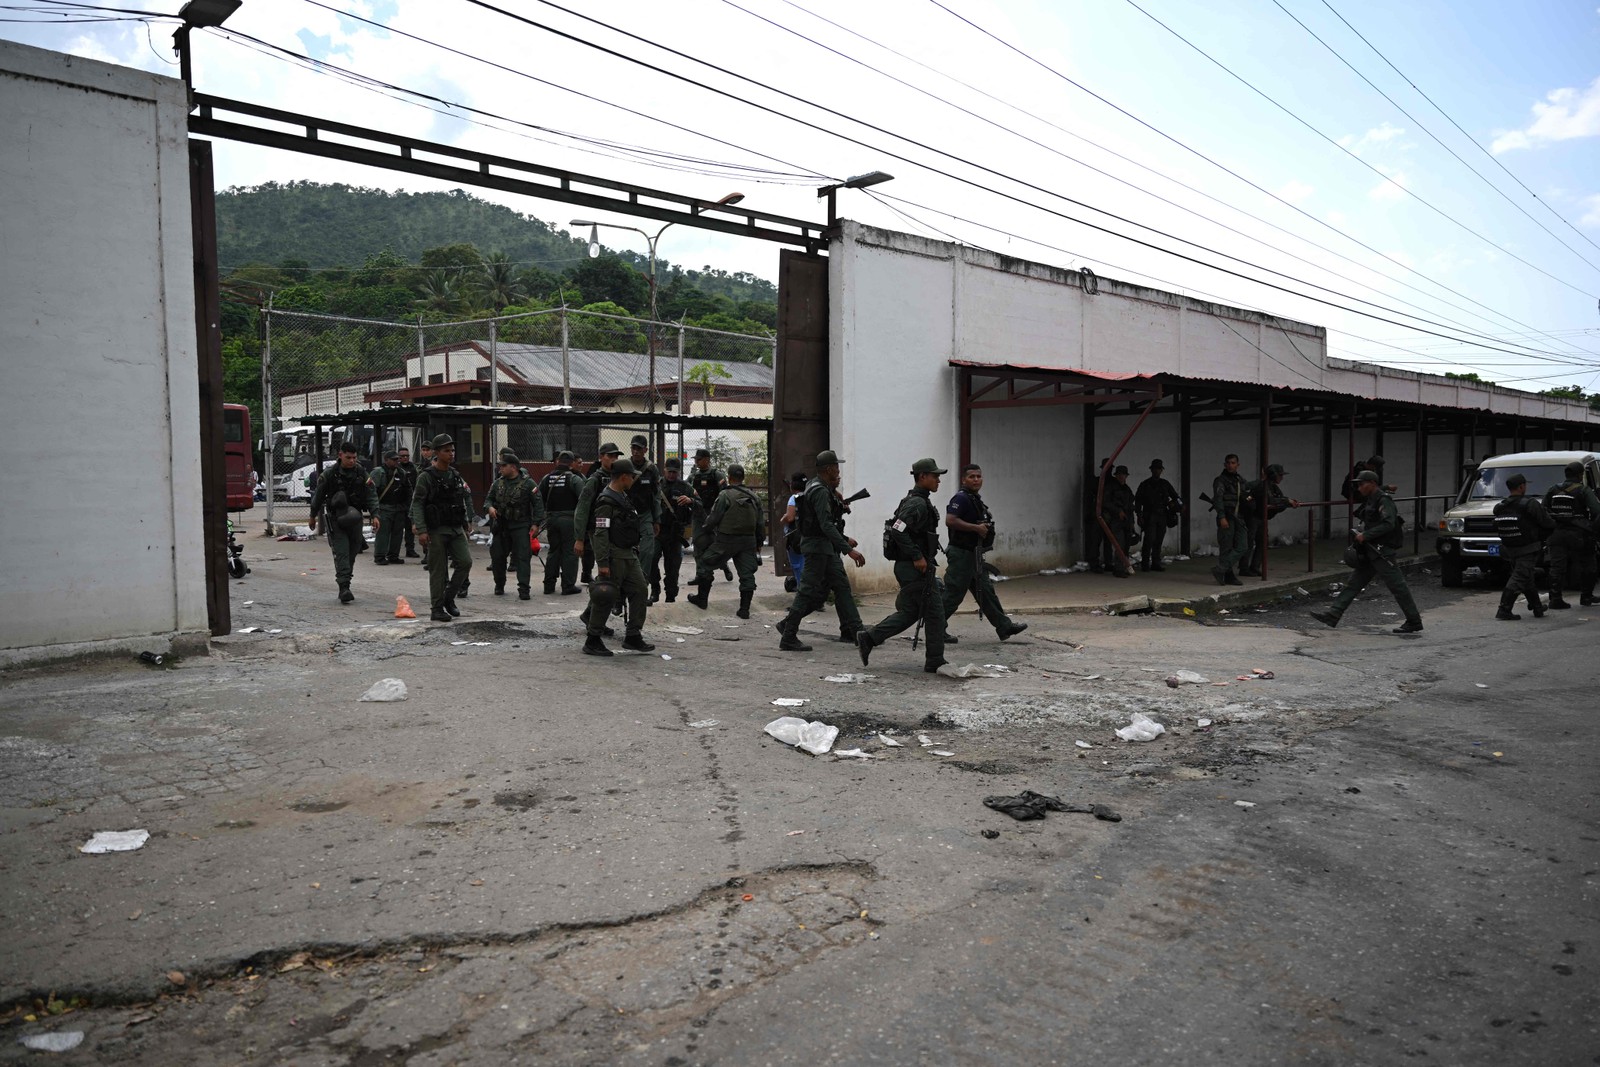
left=216, top=181, right=777, bottom=304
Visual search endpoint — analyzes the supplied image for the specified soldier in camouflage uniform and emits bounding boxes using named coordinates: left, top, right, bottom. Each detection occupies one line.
left=626, top=435, right=669, bottom=603
left=857, top=458, right=948, bottom=673
left=686, top=463, right=765, bottom=618
left=307, top=440, right=377, bottom=604
left=774, top=450, right=866, bottom=652
left=487, top=452, right=546, bottom=600
left=1311, top=470, right=1423, bottom=633
left=1543, top=461, right=1600, bottom=608
left=409, top=434, right=475, bottom=622
left=576, top=442, right=622, bottom=586
left=1210, top=453, right=1248, bottom=586
left=537, top=450, right=584, bottom=596
left=690, top=447, right=734, bottom=582
left=582, top=458, right=656, bottom=656
left=655, top=458, right=695, bottom=603
left=369, top=450, right=409, bottom=566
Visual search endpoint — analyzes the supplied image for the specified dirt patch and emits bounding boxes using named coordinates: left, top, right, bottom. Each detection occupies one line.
left=492, top=789, right=540, bottom=811
left=289, top=799, right=348, bottom=813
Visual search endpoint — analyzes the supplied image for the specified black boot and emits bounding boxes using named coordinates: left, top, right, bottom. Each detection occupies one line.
left=999, top=621, right=1029, bottom=640
left=1529, top=597, right=1546, bottom=618
left=686, top=578, right=711, bottom=610
left=583, top=634, right=613, bottom=656
left=943, top=633, right=959, bottom=644
left=1582, top=592, right=1597, bottom=607
left=494, top=583, right=506, bottom=596
left=736, top=591, right=752, bottom=620
left=1310, top=609, right=1339, bottom=628
left=430, top=607, right=452, bottom=622
left=1393, top=618, right=1424, bottom=633
left=856, top=632, right=873, bottom=666
left=519, top=587, right=531, bottom=600
left=443, top=577, right=462, bottom=617
left=578, top=607, right=615, bottom=637
left=649, top=581, right=661, bottom=606
left=1495, top=595, right=1520, bottom=621
left=1224, top=571, right=1244, bottom=586
left=665, top=585, right=677, bottom=603
left=622, top=632, right=656, bottom=652
left=1548, top=594, right=1571, bottom=610
left=338, top=583, right=354, bottom=604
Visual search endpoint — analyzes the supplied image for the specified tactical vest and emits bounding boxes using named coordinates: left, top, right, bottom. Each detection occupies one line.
left=540, top=468, right=580, bottom=511
left=596, top=487, right=641, bottom=549
left=323, top=466, right=368, bottom=518
left=492, top=475, right=533, bottom=524
left=691, top=467, right=722, bottom=509
left=883, top=492, right=937, bottom=561
left=799, top=481, right=828, bottom=538
left=947, top=490, right=993, bottom=551
left=627, top=464, right=659, bottom=513
left=1548, top=483, right=1581, bottom=524
left=421, top=468, right=469, bottom=530
left=1355, top=492, right=1405, bottom=549
left=1492, top=497, right=1538, bottom=548
left=717, top=486, right=763, bottom=538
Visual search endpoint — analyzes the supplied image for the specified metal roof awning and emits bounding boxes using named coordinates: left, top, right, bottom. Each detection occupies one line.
left=296, top=404, right=772, bottom=431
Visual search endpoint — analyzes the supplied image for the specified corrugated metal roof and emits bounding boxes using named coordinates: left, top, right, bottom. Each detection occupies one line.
left=488, top=343, right=773, bottom=391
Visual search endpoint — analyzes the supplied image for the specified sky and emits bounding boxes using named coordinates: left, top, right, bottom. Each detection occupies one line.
left=6, top=0, right=1600, bottom=392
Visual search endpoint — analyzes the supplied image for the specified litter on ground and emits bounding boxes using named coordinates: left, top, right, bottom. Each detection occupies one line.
left=80, top=830, right=149, bottom=854
left=1166, top=670, right=1208, bottom=687
left=687, top=719, right=719, bottom=728
left=19, top=1033, right=85, bottom=1052
left=1234, top=800, right=1257, bottom=809
left=763, top=716, right=838, bottom=756
left=877, top=733, right=904, bottom=747
left=666, top=625, right=704, bottom=635
left=771, top=698, right=809, bottom=707
left=936, top=663, right=1006, bottom=679
left=1116, top=713, right=1166, bottom=742
left=359, top=678, right=408, bottom=702
left=983, top=791, right=1121, bottom=822
left=930, top=749, right=955, bottom=757
left=1074, top=740, right=1093, bottom=749
left=824, top=673, right=873, bottom=683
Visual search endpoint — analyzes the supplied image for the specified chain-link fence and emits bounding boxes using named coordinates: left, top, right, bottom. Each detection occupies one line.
left=257, top=306, right=774, bottom=526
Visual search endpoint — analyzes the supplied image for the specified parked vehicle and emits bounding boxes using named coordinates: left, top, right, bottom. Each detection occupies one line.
left=224, top=404, right=254, bottom=511
left=1435, top=450, right=1600, bottom=586
left=227, top=517, right=250, bottom=579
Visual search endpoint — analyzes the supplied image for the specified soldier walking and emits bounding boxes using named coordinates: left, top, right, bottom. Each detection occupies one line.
left=686, top=463, right=765, bottom=618
left=306, top=440, right=377, bottom=604
left=626, top=435, right=668, bottom=604
left=581, top=458, right=655, bottom=656
left=487, top=452, right=545, bottom=600
left=1543, top=462, right=1600, bottom=608
left=857, top=458, right=948, bottom=674
left=577, top=443, right=622, bottom=585
left=1210, top=453, right=1249, bottom=586
left=655, top=458, right=695, bottom=603
left=774, top=450, right=866, bottom=652
left=537, top=450, right=584, bottom=596
left=369, top=450, right=409, bottom=565
left=1134, top=460, right=1182, bottom=571
left=409, top=434, right=474, bottom=622
left=1310, top=470, right=1423, bottom=633
left=941, top=463, right=1027, bottom=642
left=689, top=447, right=734, bottom=582
left=396, top=445, right=420, bottom=559
left=1491, top=473, right=1554, bottom=620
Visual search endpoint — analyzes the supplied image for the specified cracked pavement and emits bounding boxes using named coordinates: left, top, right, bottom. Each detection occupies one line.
left=1, top=538, right=1596, bottom=1064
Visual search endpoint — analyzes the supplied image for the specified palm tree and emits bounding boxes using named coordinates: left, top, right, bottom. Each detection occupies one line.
left=474, top=251, right=525, bottom=312
left=414, top=269, right=460, bottom=314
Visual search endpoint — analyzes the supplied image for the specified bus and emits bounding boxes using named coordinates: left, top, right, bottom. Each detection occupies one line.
left=224, top=404, right=255, bottom=511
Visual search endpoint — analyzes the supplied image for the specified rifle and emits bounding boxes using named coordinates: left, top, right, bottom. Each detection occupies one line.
left=838, top=487, right=870, bottom=515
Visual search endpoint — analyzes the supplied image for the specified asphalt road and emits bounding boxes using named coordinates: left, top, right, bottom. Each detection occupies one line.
left=1, top=543, right=1594, bottom=1065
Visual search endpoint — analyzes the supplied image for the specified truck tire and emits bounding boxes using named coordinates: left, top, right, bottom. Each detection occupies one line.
left=1440, top=557, right=1463, bottom=587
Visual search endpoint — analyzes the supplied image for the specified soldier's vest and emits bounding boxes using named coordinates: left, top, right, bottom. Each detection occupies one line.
left=716, top=486, right=763, bottom=539
left=373, top=467, right=404, bottom=509
left=627, top=464, right=659, bottom=515
left=1356, top=493, right=1405, bottom=549
left=324, top=466, right=368, bottom=522
left=492, top=476, right=533, bottom=524
left=540, top=468, right=581, bottom=511
left=1548, top=483, right=1581, bottom=525
left=799, top=482, right=829, bottom=538
left=596, top=488, right=641, bottom=549
left=1492, top=497, right=1538, bottom=548
left=691, top=468, right=722, bottom=509
left=422, top=468, right=469, bottom=530
left=883, top=493, right=937, bottom=561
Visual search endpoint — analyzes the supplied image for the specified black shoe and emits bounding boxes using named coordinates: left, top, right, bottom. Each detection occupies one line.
left=856, top=632, right=873, bottom=666
left=444, top=600, right=461, bottom=618
left=648, top=594, right=660, bottom=606
left=784, top=576, right=798, bottom=593
left=666, top=593, right=677, bottom=603
left=1111, top=570, right=1130, bottom=579
left=1310, top=610, right=1339, bottom=628
left=387, top=557, right=403, bottom=565
left=406, top=550, right=420, bottom=558
left=338, top=585, right=354, bottom=604
left=736, top=607, right=751, bottom=620
left=1549, top=598, right=1571, bottom=610
left=1224, top=572, right=1244, bottom=586
left=1582, top=594, right=1597, bottom=606
left=999, top=621, right=1028, bottom=640
left=780, top=631, right=813, bottom=652
left=430, top=608, right=452, bottom=622
left=943, top=634, right=959, bottom=644
left=837, top=629, right=860, bottom=643
left=722, top=566, right=734, bottom=581
left=561, top=587, right=582, bottom=596
left=583, top=635, right=613, bottom=657
left=1212, top=566, right=1227, bottom=585
left=1393, top=618, right=1424, bottom=633
left=599, top=625, right=616, bottom=637
left=375, top=558, right=389, bottom=566
left=494, top=585, right=506, bottom=596
left=1151, top=564, right=1166, bottom=572
left=519, top=589, right=531, bottom=600
left=923, top=660, right=949, bottom=674
left=1238, top=568, right=1260, bottom=577
left=1495, top=609, right=1520, bottom=621
left=457, top=587, right=469, bottom=598
left=736, top=595, right=752, bottom=620
left=686, top=593, right=708, bottom=610
left=622, top=633, right=656, bottom=652
left=1531, top=607, right=1546, bottom=619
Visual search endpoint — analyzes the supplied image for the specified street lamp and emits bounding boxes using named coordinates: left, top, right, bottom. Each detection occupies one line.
left=569, top=192, right=745, bottom=417
left=172, top=0, right=242, bottom=103
left=817, top=170, right=894, bottom=228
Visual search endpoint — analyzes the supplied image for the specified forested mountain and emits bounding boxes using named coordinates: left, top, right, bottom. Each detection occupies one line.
left=217, top=182, right=777, bottom=305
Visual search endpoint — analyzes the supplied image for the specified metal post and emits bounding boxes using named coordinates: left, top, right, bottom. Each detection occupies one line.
left=1178, top=392, right=1191, bottom=556
left=677, top=323, right=687, bottom=466
left=1259, top=389, right=1271, bottom=581
left=1414, top=413, right=1425, bottom=557
left=489, top=317, right=499, bottom=458
left=646, top=238, right=658, bottom=416
left=262, top=295, right=274, bottom=529
left=560, top=307, right=571, bottom=407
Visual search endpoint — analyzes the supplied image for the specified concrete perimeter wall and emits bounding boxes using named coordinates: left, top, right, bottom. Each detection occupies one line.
left=0, top=41, right=206, bottom=656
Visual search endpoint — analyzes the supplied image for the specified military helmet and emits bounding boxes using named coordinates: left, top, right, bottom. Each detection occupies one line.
left=911, top=457, right=947, bottom=476
left=610, top=457, right=637, bottom=477
left=430, top=434, right=454, bottom=449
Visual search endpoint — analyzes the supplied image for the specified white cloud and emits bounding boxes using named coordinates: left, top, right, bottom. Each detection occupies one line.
left=1491, top=75, right=1600, bottom=153
left=1277, top=179, right=1314, bottom=205
left=1339, top=122, right=1405, bottom=157
left=1368, top=169, right=1409, bottom=202
left=1581, top=193, right=1600, bottom=227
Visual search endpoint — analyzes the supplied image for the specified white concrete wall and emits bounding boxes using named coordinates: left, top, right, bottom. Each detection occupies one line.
left=0, top=41, right=205, bottom=655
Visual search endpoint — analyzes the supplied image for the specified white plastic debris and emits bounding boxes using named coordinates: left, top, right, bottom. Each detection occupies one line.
left=930, top=749, right=955, bottom=757
left=267, top=629, right=283, bottom=634
left=451, top=640, right=469, bottom=646
left=771, top=698, right=809, bottom=707
left=917, top=734, right=935, bottom=747
left=1165, top=670, right=1209, bottom=687
left=470, top=642, right=491, bottom=647
left=687, top=719, right=720, bottom=728
left=661, top=654, right=672, bottom=660
left=1474, top=683, right=1488, bottom=689
left=877, top=733, right=904, bottom=747
left=1234, top=800, right=1256, bottom=809
left=80, top=830, right=149, bottom=854
left=676, top=637, right=685, bottom=643
left=936, top=663, right=1005, bottom=679
left=359, top=678, right=408, bottom=702
left=1197, top=718, right=1213, bottom=728
left=833, top=748, right=875, bottom=760
left=241, top=600, right=254, bottom=606
left=236, top=626, right=260, bottom=634
left=763, top=716, right=838, bottom=756
left=982, top=664, right=1013, bottom=672
left=1074, top=739, right=1093, bottom=749
left=1082, top=673, right=1102, bottom=681
left=666, top=625, right=704, bottom=635
left=823, top=673, right=873, bottom=683
left=19, top=1033, right=84, bottom=1052
left=1115, top=712, right=1166, bottom=742
left=1296, top=587, right=1309, bottom=596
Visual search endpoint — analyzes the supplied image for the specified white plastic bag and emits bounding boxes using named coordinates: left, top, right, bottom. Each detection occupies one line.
left=1115, top=712, right=1166, bottom=742
left=763, top=716, right=838, bottom=755
left=80, top=830, right=149, bottom=854
left=1165, top=669, right=1208, bottom=687
left=359, top=678, right=408, bottom=702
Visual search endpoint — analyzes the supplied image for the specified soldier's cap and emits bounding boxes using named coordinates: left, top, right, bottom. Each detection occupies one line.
left=599, top=442, right=623, bottom=456
left=664, top=458, right=681, bottom=469
left=1266, top=463, right=1286, bottom=476
left=557, top=450, right=574, bottom=463
left=1565, top=461, right=1584, bottom=477
left=630, top=434, right=649, bottom=449
left=695, top=447, right=712, bottom=459
left=1150, top=459, right=1164, bottom=470
left=1113, top=465, right=1129, bottom=476
left=499, top=447, right=517, bottom=458
left=816, top=449, right=844, bottom=467
left=499, top=452, right=520, bottom=467
left=727, top=463, right=745, bottom=479
left=383, top=450, right=400, bottom=461
left=911, top=457, right=947, bottom=476
left=1368, top=455, right=1385, bottom=466
left=610, top=457, right=637, bottom=477
left=419, top=440, right=434, bottom=450
left=338, top=440, right=359, bottom=454
left=1506, top=473, right=1527, bottom=489
left=1356, top=470, right=1380, bottom=485
left=430, top=434, right=454, bottom=449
